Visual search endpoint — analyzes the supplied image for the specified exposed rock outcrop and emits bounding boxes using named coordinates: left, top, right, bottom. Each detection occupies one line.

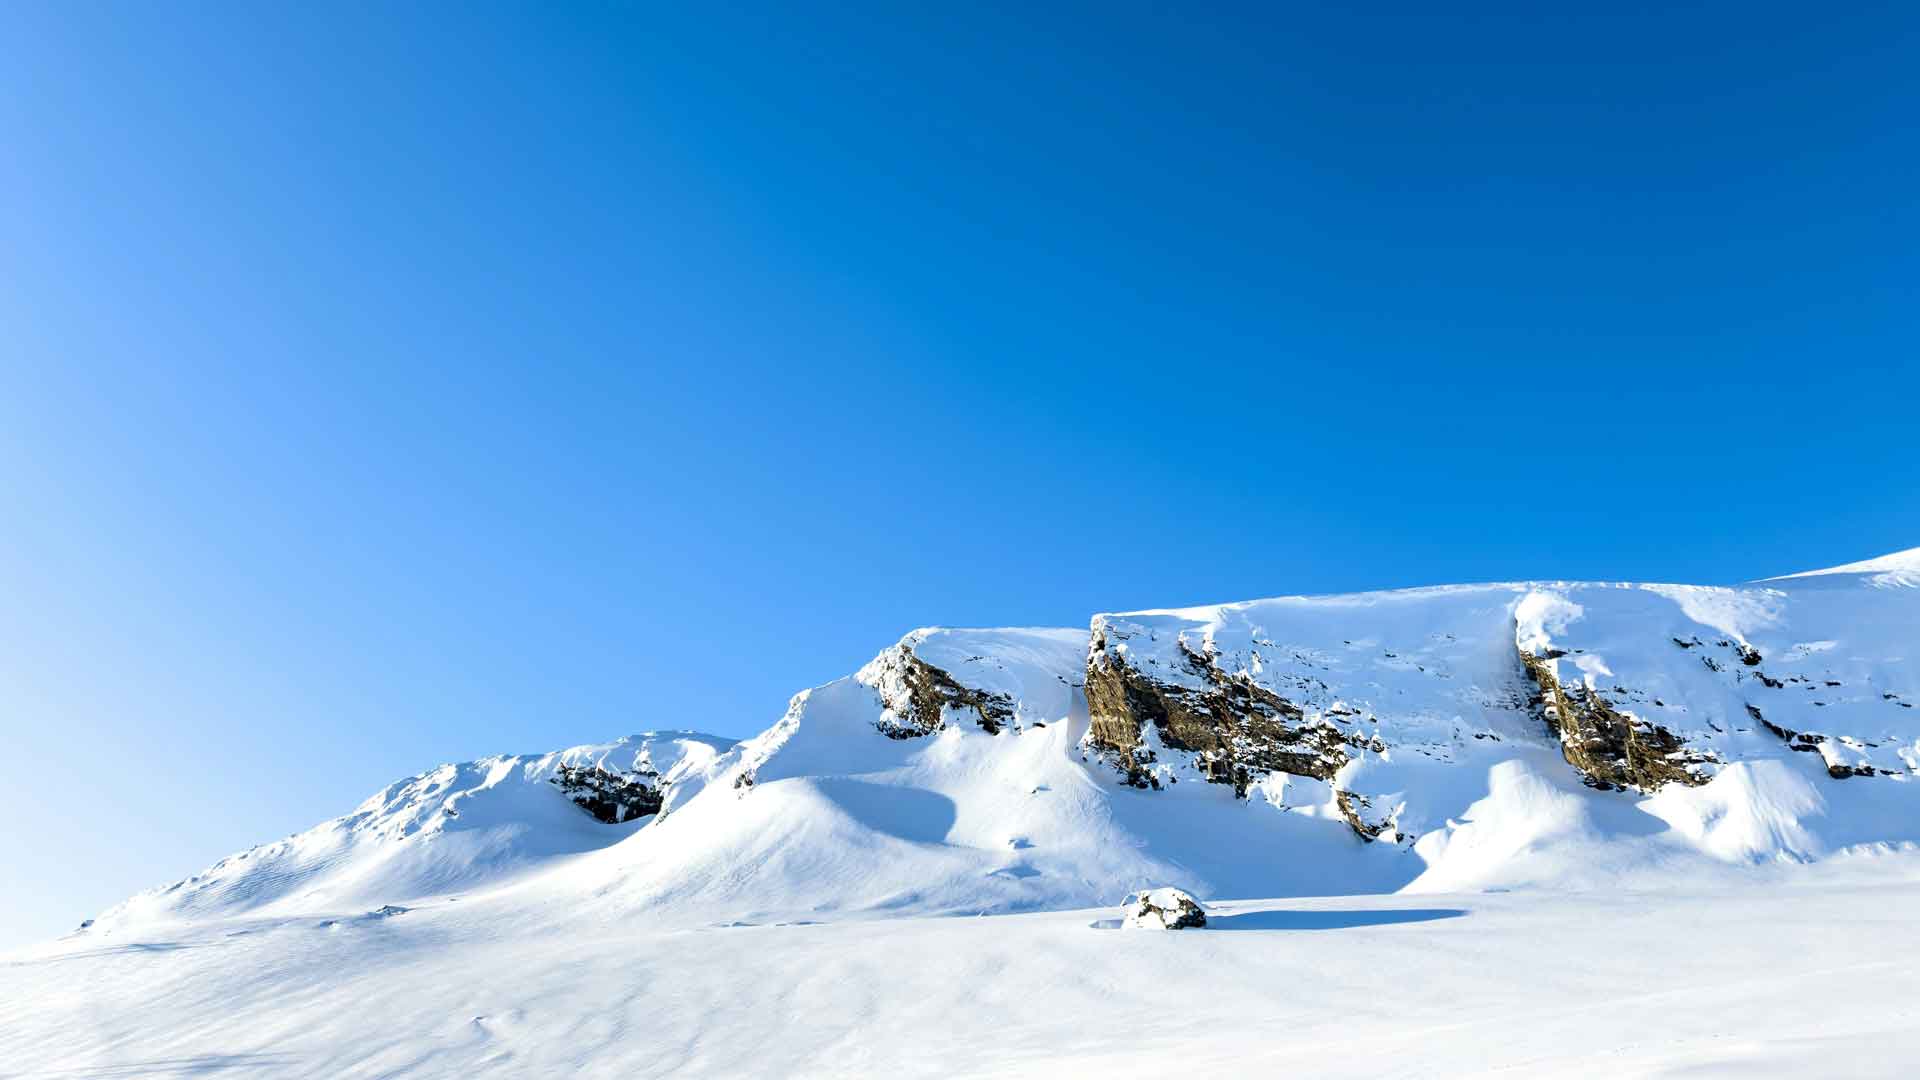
left=1518, top=648, right=1711, bottom=791
left=1084, top=620, right=1389, bottom=839
left=550, top=763, right=665, bottom=823
left=861, top=642, right=1018, bottom=738
left=1745, top=703, right=1885, bottom=780
left=1086, top=632, right=1351, bottom=791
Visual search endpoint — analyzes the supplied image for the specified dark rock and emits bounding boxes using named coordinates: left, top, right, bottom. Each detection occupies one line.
left=1749, top=704, right=1795, bottom=741
left=869, top=646, right=1018, bottom=738
left=550, top=763, right=665, bottom=824
left=1519, top=648, right=1711, bottom=791
left=1085, top=627, right=1380, bottom=838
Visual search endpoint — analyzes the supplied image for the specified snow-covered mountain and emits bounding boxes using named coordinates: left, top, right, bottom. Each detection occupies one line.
left=96, top=733, right=737, bottom=927
left=16, top=548, right=1920, bottom=1078
left=85, top=548, right=1920, bottom=935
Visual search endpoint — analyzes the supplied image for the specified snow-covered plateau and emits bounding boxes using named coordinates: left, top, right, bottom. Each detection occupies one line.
left=7, top=548, right=1920, bottom=1077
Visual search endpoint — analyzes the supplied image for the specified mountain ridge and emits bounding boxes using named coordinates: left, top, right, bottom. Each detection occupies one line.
left=77, top=548, right=1919, bottom=938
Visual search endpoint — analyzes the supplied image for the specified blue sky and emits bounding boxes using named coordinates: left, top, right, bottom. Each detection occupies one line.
left=3, top=2, right=1916, bottom=945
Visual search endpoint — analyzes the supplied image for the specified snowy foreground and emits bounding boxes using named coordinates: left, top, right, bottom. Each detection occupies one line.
left=6, top=868, right=1920, bottom=1077
left=7, top=548, right=1920, bottom=1076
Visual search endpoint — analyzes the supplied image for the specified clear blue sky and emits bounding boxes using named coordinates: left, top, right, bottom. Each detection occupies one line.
left=3, top=2, right=1916, bottom=946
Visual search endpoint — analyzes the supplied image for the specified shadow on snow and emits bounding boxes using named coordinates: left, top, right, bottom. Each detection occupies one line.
left=1089, top=907, right=1467, bottom=931
left=1205, top=907, right=1466, bottom=931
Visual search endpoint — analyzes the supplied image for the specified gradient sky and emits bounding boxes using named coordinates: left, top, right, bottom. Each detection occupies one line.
left=3, top=2, right=1917, bottom=947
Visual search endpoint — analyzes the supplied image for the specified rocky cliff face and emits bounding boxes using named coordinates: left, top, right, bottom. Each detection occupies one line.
left=1511, top=582, right=1920, bottom=788
left=859, top=641, right=1019, bottom=738
left=1082, top=616, right=1711, bottom=815
left=846, top=619, right=1418, bottom=840
left=1517, top=647, right=1712, bottom=791
left=851, top=627, right=1089, bottom=740
left=1080, top=609, right=1415, bottom=840
left=782, top=570, right=1918, bottom=855
left=1084, top=622, right=1365, bottom=801
left=1070, top=571, right=1919, bottom=846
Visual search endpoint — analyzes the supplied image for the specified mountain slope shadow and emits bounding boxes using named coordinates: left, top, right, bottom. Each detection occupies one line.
left=812, top=779, right=959, bottom=845
left=1205, top=907, right=1467, bottom=931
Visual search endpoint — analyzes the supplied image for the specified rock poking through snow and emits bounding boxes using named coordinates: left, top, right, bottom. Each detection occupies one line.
left=1122, top=887, right=1207, bottom=930
left=860, top=639, right=1019, bottom=737
left=550, top=763, right=665, bottom=823
left=1518, top=645, right=1712, bottom=792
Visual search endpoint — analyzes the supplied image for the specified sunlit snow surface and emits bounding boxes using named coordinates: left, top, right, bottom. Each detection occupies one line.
left=7, top=871, right=1920, bottom=1077
left=9, top=555, right=1920, bottom=1076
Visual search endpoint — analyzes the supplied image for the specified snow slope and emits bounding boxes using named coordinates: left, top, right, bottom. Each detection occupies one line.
left=96, top=733, right=735, bottom=927
left=1766, top=543, right=1920, bottom=583
left=13, top=549, right=1920, bottom=1075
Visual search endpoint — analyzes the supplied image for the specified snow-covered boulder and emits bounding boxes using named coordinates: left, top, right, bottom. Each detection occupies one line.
left=1122, top=887, right=1207, bottom=930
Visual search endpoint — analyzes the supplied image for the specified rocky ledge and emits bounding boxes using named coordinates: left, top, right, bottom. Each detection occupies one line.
left=836, top=576, right=1916, bottom=843
left=1082, top=616, right=1393, bottom=839
left=859, top=640, right=1019, bottom=738
left=1085, top=629, right=1354, bottom=790
left=1518, top=648, right=1712, bottom=791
